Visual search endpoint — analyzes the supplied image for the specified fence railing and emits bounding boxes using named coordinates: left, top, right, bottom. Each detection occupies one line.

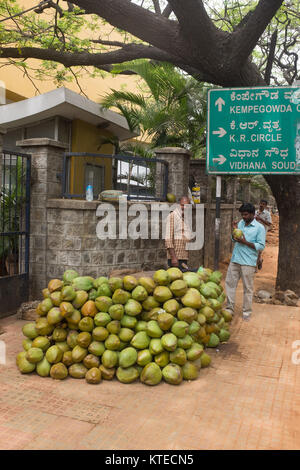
left=0, top=150, right=31, bottom=279
left=61, top=153, right=168, bottom=201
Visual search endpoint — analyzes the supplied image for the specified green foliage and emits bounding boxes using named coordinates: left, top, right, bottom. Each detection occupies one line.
left=101, top=60, right=210, bottom=157
left=0, top=0, right=298, bottom=88
left=204, top=0, right=299, bottom=84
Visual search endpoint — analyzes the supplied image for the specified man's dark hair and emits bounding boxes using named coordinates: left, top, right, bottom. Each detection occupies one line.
left=260, top=199, right=268, bottom=205
left=239, top=203, right=255, bottom=214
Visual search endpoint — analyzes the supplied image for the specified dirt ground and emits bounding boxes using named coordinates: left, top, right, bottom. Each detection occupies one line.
left=1, top=219, right=300, bottom=450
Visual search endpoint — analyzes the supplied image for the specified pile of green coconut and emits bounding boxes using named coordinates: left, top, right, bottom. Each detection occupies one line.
left=16, top=267, right=232, bottom=386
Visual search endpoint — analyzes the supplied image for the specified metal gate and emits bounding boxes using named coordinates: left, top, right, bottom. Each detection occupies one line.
left=0, top=150, right=31, bottom=318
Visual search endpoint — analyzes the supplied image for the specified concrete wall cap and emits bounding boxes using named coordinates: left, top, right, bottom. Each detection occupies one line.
left=154, top=147, right=191, bottom=156
left=46, top=198, right=176, bottom=210
left=190, top=159, right=206, bottom=165
left=16, top=138, right=68, bottom=149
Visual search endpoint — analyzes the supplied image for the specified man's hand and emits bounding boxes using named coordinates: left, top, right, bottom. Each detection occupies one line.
left=233, top=234, right=247, bottom=244
left=171, top=257, right=179, bottom=267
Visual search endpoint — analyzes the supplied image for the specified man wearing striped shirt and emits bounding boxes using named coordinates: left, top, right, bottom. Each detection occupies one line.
left=165, top=196, right=192, bottom=272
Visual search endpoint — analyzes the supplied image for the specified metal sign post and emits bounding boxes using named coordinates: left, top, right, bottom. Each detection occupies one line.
left=214, top=175, right=221, bottom=271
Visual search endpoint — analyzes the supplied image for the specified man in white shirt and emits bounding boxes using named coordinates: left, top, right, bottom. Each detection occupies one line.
left=255, top=199, right=272, bottom=269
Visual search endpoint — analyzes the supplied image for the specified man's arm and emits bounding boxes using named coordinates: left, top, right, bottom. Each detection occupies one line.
left=235, top=225, right=266, bottom=251
left=234, top=234, right=256, bottom=250
left=256, top=214, right=272, bottom=228
left=165, top=213, right=178, bottom=266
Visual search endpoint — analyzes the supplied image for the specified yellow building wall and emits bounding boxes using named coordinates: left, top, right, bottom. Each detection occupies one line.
left=70, top=119, right=114, bottom=195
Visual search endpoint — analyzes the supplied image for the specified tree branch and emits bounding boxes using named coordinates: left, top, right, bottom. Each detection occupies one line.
left=162, top=4, right=173, bottom=18
left=167, top=0, right=217, bottom=42
left=264, top=29, right=278, bottom=85
left=0, top=43, right=184, bottom=68
left=70, top=0, right=179, bottom=55
left=233, top=0, right=284, bottom=64
left=152, top=0, right=161, bottom=16
left=34, top=0, right=64, bottom=17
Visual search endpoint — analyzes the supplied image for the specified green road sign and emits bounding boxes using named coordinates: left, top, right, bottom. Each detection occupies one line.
left=207, top=86, right=300, bottom=174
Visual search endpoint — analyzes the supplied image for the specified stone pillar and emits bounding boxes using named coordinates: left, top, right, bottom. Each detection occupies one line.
left=16, top=138, right=68, bottom=299
left=155, top=147, right=191, bottom=201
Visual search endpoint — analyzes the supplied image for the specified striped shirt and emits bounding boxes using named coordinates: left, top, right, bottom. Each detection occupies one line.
left=255, top=209, right=272, bottom=233
left=165, top=207, right=192, bottom=260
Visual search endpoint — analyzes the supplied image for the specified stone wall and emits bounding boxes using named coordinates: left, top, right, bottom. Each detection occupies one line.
left=44, top=199, right=167, bottom=283
left=26, top=197, right=237, bottom=299
left=10, top=138, right=236, bottom=300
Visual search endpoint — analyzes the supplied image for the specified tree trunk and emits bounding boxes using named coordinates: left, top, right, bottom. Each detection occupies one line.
left=265, top=174, right=300, bottom=295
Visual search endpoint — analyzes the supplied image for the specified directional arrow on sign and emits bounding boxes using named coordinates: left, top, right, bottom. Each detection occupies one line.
left=215, top=97, right=225, bottom=111
left=213, top=127, right=227, bottom=138
left=213, top=155, right=226, bottom=165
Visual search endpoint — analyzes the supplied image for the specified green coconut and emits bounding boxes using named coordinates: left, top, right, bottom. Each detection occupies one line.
left=162, top=363, right=183, bottom=385
left=50, top=362, right=68, bottom=380
left=88, top=341, right=105, bottom=357
left=140, top=362, right=162, bottom=386
left=85, top=367, right=102, bottom=384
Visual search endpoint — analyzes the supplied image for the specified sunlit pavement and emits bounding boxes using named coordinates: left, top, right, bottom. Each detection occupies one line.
left=1, top=291, right=300, bottom=450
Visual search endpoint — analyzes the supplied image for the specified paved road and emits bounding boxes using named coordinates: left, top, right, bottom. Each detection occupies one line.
left=0, top=290, right=300, bottom=450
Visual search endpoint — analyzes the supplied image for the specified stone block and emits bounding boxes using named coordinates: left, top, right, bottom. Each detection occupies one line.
left=31, top=208, right=46, bottom=222
left=46, top=265, right=65, bottom=278
left=83, top=211, right=98, bottom=224
left=83, top=222, right=98, bottom=236
left=117, top=252, right=125, bottom=264
left=47, top=169, right=62, bottom=183
left=47, top=236, right=62, bottom=250
left=47, top=223, right=65, bottom=236
left=82, top=238, right=98, bottom=251
left=67, top=252, right=82, bottom=267
left=31, top=182, right=48, bottom=194
left=55, top=251, right=69, bottom=265
left=105, top=253, right=115, bottom=265
left=47, top=182, right=62, bottom=198
left=132, top=239, right=142, bottom=249
left=136, top=251, right=144, bottom=264
left=35, top=252, right=46, bottom=264
left=67, top=224, right=85, bottom=237
left=89, top=253, right=103, bottom=266
left=61, top=237, right=82, bottom=251
left=31, top=195, right=47, bottom=208
left=30, top=263, right=45, bottom=275
left=127, top=252, right=138, bottom=263
left=86, top=269, right=99, bottom=279
left=82, top=252, right=92, bottom=265
left=33, top=236, right=46, bottom=250
left=32, top=154, right=48, bottom=169
left=47, top=252, right=58, bottom=265
left=144, top=250, right=156, bottom=262
left=48, top=209, right=84, bottom=224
